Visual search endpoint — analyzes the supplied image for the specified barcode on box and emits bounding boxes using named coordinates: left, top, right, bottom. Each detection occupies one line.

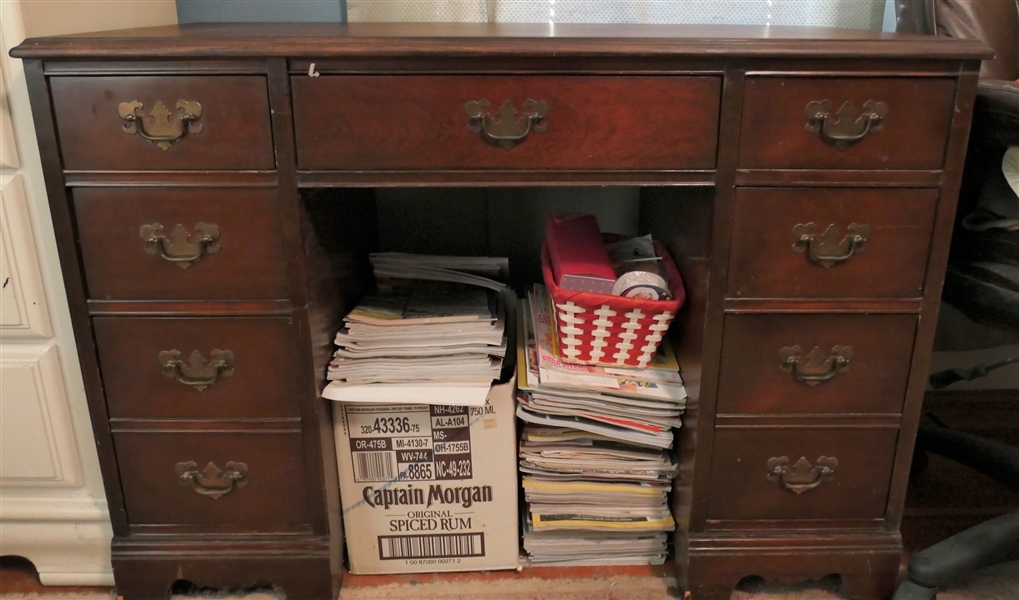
left=379, top=533, right=485, bottom=560
left=353, top=451, right=395, bottom=482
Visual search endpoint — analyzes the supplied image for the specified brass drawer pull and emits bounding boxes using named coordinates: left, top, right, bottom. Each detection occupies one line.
left=804, top=99, right=887, bottom=151
left=118, top=100, right=203, bottom=150
left=140, top=222, right=221, bottom=269
left=175, top=461, right=248, bottom=500
left=792, top=222, right=870, bottom=268
left=159, top=349, right=235, bottom=391
left=779, top=345, right=852, bottom=386
left=767, top=456, right=838, bottom=494
left=465, top=99, right=549, bottom=150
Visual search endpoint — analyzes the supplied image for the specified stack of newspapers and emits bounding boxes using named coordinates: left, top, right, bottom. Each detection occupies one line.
left=517, top=284, right=684, bottom=565
left=322, top=253, right=509, bottom=407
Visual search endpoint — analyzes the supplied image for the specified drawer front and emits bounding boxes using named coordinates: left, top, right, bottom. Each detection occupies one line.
left=707, top=428, right=899, bottom=522
left=739, top=77, right=956, bottom=170
left=95, top=317, right=301, bottom=419
left=292, top=75, right=721, bottom=170
left=50, top=76, right=274, bottom=170
left=74, top=188, right=288, bottom=300
left=717, top=314, right=916, bottom=415
left=115, top=431, right=311, bottom=529
left=727, top=188, right=938, bottom=299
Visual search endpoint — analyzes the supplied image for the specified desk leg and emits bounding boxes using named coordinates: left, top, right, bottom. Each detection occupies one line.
left=112, top=537, right=336, bottom=600
left=686, top=533, right=901, bottom=600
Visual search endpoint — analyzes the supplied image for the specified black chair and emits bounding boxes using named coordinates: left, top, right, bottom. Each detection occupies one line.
left=893, top=427, right=1019, bottom=599
left=892, top=1, right=1019, bottom=598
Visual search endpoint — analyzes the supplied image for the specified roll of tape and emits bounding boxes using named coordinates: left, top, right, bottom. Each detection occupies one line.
left=612, top=271, right=670, bottom=300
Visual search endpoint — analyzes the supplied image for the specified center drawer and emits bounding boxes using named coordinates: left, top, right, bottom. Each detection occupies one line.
left=95, top=317, right=301, bottom=419
left=291, top=75, right=721, bottom=171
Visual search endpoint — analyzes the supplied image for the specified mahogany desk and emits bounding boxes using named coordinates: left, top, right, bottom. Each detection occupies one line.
left=12, top=23, right=991, bottom=600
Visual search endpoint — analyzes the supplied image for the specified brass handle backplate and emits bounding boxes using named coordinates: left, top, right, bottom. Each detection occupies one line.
left=118, top=100, right=203, bottom=150
left=792, top=222, right=870, bottom=268
left=465, top=99, right=549, bottom=150
left=175, top=461, right=248, bottom=499
left=779, top=345, right=852, bottom=386
left=140, top=222, right=220, bottom=269
left=159, top=349, right=234, bottom=391
left=805, top=99, right=887, bottom=151
left=767, top=456, right=838, bottom=494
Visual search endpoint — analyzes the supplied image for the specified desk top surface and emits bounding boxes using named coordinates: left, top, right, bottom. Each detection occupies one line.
left=11, top=22, right=992, bottom=60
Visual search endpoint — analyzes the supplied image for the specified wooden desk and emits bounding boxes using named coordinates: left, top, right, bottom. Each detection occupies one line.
left=11, top=23, right=991, bottom=600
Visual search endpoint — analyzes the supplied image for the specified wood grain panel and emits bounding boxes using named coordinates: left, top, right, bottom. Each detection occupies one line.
left=8, top=23, right=993, bottom=61
left=292, top=75, right=720, bottom=171
left=50, top=76, right=274, bottom=170
left=717, top=314, right=917, bottom=415
left=739, top=77, right=956, bottom=170
left=727, top=187, right=938, bottom=299
left=94, top=317, right=300, bottom=419
left=707, top=428, right=899, bottom=521
left=114, top=430, right=311, bottom=528
left=74, top=188, right=288, bottom=300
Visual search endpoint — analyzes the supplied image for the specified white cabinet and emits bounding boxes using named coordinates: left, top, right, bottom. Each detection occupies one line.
left=0, top=0, right=179, bottom=584
left=0, top=343, right=112, bottom=585
left=0, top=0, right=117, bottom=586
left=0, top=344, right=78, bottom=485
left=1, top=174, right=51, bottom=337
left=0, top=70, right=18, bottom=169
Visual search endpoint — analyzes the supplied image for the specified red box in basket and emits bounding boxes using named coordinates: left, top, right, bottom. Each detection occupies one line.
left=541, top=238, right=686, bottom=368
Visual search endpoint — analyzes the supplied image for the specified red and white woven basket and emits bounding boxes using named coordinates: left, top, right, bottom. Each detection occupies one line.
left=540, top=239, right=686, bottom=368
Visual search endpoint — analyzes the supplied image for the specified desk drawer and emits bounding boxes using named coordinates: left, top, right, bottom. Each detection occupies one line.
left=707, top=428, right=898, bottom=522
left=292, top=75, right=721, bottom=170
left=717, top=314, right=916, bottom=415
left=727, top=188, right=938, bottom=299
left=739, top=77, right=956, bottom=170
left=50, top=76, right=274, bottom=171
left=95, top=317, right=301, bottom=419
left=74, top=188, right=288, bottom=300
left=114, top=430, right=311, bottom=530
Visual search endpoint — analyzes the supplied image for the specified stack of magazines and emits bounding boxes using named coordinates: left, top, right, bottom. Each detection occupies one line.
left=517, top=284, right=684, bottom=565
left=322, top=253, right=509, bottom=407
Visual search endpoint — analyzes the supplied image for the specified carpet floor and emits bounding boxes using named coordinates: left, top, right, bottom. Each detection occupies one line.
left=1, top=561, right=1015, bottom=599
left=332, top=563, right=1018, bottom=600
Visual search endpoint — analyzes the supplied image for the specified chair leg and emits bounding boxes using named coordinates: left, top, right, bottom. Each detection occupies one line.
left=918, top=425, right=1019, bottom=489
left=895, top=510, right=1019, bottom=598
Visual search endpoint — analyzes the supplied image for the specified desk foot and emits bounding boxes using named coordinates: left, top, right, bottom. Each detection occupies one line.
left=685, top=531, right=902, bottom=600
left=112, top=536, right=337, bottom=600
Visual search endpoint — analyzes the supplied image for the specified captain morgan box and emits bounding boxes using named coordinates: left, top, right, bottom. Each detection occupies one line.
left=333, top=377, right=519, bottom=574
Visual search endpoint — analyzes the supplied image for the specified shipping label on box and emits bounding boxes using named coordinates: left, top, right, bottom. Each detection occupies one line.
left=333, top=378, right=520, bottom=574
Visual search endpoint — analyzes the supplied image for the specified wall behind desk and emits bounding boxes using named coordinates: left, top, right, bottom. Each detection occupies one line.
left=21, top=0, right=177, bottom=35
left=177, top=0, right=343, bottom=22
left=176, top=0, right=897, bottom=29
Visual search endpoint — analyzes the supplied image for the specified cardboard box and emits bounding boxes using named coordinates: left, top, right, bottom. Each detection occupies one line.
left=332, top=378, right=520, bottom=574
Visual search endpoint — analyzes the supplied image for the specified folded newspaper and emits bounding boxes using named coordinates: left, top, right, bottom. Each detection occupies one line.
left=322, top=255, right=511, bottom=406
